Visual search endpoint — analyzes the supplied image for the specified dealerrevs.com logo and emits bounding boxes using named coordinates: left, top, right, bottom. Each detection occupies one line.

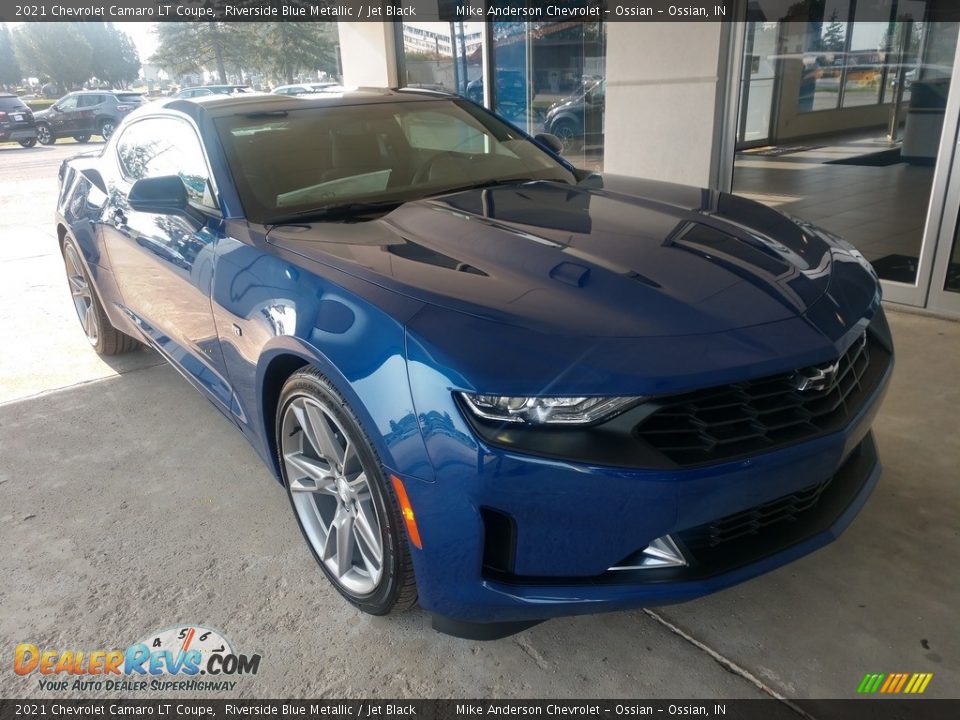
left=14, top=625, right=262, bottom=693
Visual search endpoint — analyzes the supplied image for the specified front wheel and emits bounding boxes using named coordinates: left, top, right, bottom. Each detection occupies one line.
left=98, top=120, right=116, bottom=141
left=18, top=138, right=37, bottom=148
left=62, top=236, right=140, bottom=355
left=278, top=368, right=417, bottom=615
left=36, top=124, right=55, bottom=145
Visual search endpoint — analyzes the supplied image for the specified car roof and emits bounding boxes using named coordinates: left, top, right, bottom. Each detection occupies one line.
left=69, top=90, right=141, bottom=95
left=157, top=87, right=452, bottom=118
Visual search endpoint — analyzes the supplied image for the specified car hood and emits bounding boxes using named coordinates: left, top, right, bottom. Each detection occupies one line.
left=266, top=174, right=876, bottom=339
left=33, top=108, right=50, bottom=120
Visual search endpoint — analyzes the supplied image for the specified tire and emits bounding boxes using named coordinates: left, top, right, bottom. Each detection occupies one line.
left=550, top=118, right=581, bottom=152
left=18, top=138, right=37, bottom=148
left=277, top=368, right=417, bottom=615
left=62, top=236, right=140, bottom=356
left=73, top=134, right=91, bottom=143
left=98, top=120, right=116, bottom=141
left=36, top=124, right=55, bottom=145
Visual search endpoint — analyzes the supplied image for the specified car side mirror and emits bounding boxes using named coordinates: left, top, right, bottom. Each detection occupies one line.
left=535, top=133, right=564, bottom=154
left=128, top=175, right=189, bottom=215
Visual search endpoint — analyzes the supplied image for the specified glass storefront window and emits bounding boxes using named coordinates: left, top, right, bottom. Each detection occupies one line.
left=491, top=21, right=606, bottom=171
left=734, top=0, right=959, bottom=288
left=397, top=22, right=482, bottom=98
left=794, top=0, right=851, bottom=113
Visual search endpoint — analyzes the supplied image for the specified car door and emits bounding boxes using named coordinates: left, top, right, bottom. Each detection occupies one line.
left=75, top=94, right=103, bottom=135
left=49, top=94, right=79, bottom=136
left=100, top=114, right=234, bottom=414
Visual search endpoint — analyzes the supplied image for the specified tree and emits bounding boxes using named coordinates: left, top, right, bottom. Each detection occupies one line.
left=821, top=11, right=846, bottom=52
left=78, top=23, right=141, bottom=88
left=244, top=23, right=337, bottom=85
left=14, top=23, right=93, bottom=90
left=151, top=22, right=238, bottom=83
left=0, top=24, right=21, bottom=89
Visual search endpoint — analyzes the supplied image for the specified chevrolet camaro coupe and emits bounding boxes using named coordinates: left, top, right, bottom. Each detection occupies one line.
left=56, top=90, right=893, bottom=639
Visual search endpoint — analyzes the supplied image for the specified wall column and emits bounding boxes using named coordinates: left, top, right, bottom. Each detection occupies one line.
left=338, top=22, right=399, bottom=87
left=603, top=22, right=729, bottom=188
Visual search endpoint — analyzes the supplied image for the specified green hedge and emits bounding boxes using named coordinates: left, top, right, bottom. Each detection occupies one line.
left=25, top=99, right=55, bottom=111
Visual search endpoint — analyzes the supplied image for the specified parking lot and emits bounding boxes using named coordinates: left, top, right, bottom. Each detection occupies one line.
left=0, top=141, right=957, bottom=700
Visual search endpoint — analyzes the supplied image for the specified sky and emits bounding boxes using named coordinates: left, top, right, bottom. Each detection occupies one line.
left=114, top=22, right=158, bottom=63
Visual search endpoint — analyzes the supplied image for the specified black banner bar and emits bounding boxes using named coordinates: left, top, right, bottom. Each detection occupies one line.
left=2, top=0, right=957, bottom=24
left=1, top=700, right=959, bottom=720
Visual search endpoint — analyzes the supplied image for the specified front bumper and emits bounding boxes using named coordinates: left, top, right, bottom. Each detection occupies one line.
left=396, top=345, right=891, bottom=628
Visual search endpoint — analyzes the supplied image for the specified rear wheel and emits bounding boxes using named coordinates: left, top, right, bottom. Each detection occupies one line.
left=551, top=119, right=581, bottom=152
left=62, top=237, right=140, bottom=355
left=98, top=120, right=116, bottom=141
left=36, top=124, right=55, bottom=145
left=73, top=134, right=91, bottom=143
left=278, top=368, right=417, bottom=615
left=18, top=138, right=37, bottom=148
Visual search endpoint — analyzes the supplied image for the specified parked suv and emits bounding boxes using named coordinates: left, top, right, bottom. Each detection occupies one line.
left=34, top=91, right=145, bottom=145
left=543, top=79, right=605, bottom=151
left=172, top=85, right=252, bottom=99
left=0, top=94, right=38, bottom=148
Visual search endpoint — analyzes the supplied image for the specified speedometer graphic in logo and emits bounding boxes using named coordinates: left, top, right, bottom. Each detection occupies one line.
left=136, top=625, right=233, bottom=669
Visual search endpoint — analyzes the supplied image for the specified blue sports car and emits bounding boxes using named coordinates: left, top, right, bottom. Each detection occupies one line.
left=56, top=90, right=893, bottom=639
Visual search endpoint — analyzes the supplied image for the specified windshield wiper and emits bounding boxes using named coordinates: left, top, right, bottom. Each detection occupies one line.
left=264, top=200, right=403, bottom=227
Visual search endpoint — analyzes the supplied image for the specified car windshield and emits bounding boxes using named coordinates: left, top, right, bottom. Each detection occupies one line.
left=214, top=98, right=576, bottom=224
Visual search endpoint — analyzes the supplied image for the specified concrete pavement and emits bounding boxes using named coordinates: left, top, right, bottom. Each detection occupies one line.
left=0, top=139, right=957, bottom=701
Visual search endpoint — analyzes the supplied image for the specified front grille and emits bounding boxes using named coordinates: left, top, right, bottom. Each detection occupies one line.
left=679, top=477, right=833, bottom=550
left=634, top=330, right=886, bottom=466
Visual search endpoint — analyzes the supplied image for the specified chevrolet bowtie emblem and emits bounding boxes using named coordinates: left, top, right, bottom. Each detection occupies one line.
left=795, top=359, right=841, bottom=392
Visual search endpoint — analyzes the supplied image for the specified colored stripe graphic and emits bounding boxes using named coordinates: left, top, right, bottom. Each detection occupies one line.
left=857, top=673, right=885, bottom=693
left=856, top=672, right=933, bottom=694
left=893, top=674, right=909, bottom=693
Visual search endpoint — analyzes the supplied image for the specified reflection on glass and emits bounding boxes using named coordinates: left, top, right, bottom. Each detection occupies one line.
left=738, top=22, right=779, bottom=144
left=399, top=22, right=482, bottom=98
left=491, top=22, right=605, bottom=171
left=734, top=0, right=959, bottom=287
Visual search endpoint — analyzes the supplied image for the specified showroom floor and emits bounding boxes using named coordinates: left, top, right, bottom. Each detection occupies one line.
left=0, top=142, right=956, bottom=700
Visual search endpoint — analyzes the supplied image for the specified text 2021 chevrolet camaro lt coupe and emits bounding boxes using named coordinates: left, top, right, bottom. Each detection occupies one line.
left=56, top=90, right=892, bottom=639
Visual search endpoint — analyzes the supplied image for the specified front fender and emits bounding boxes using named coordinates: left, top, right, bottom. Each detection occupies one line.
left=211, top=231, right=436, bottom=484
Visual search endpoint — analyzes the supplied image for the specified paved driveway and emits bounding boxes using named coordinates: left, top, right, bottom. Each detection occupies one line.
left=0, top=141, right=956, bottom=701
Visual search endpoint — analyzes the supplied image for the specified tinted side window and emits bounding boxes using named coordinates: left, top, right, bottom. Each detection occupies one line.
left=116, top=117, right=216, bottom=209
left=78, top=95, right=102, bottom=108
left=56, top=96, right=79, bottom=112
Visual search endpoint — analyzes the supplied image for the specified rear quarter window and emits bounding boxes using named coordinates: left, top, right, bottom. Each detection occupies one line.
left=0, top=97, right=28, bottom=111
left=116, top=94, right=144, bottom=103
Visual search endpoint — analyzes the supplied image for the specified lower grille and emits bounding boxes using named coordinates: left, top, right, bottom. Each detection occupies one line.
left=679, top=477, right=833, bottom=551
left=634, top=330, right=887, bottom=466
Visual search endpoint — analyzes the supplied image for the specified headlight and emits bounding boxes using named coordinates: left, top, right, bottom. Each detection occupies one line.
left=458, top=393, right=643, bottom=425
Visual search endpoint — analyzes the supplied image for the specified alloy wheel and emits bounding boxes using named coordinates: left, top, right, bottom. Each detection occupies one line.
left=100, top=121, right=115, bottom=140
left=553, top=123, right=577, bottom=151
left=64, top=244, right=99, bottom=346
left=281, top=395, right=384, bottom=596
left=37, top=125, right=53, bottom=145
